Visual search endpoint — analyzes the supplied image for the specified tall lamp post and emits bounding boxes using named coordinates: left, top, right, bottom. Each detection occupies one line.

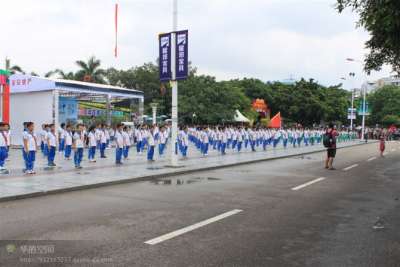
left=151, top=102, right=158, bottom=125
left=169, top=0, right=179, bottom=166
left=346, top=58, right=367, bottom=141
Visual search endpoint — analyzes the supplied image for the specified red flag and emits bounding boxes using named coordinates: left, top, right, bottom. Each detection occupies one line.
left=114, top=3, right=118, bottom=58
left=269, top=112, right=282, bottom=128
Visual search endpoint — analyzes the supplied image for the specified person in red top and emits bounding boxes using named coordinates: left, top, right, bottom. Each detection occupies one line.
left=379, top=130, right=386, bottom=157
left=325, top=123, right=338, bottom=170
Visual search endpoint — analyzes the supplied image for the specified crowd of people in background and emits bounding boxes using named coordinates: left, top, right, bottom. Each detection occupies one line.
left=0, top=120, right=391, bottom=175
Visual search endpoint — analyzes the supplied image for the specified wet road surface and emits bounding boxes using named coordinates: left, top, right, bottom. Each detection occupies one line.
left=1, top=141, right=400, bottom=267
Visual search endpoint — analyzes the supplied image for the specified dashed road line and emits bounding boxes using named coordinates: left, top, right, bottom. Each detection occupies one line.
left=144, top=209, right=243, bottom=245
left=343, top=164, right=359, bottom=171
left=367, top=157, right=377, bottom=162
left=291, top=177, right=326, bottom=191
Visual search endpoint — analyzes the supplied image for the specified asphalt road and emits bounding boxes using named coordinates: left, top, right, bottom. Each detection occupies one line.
left=1, top=141, right=399, bottom=267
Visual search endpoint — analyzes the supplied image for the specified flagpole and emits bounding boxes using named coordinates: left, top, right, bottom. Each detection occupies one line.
left=115, top=3, right=118, bottom=58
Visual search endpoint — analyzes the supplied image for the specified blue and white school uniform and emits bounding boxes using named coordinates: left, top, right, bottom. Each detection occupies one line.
left=237, top=130, right=244, bottom=152
left=23, top=131, right=37, bottom=173
left=249, top=130, right=257, bottom=152
left=282, top=130, right=288, bottom=148
left=73, top=132, right=84, bottom=168
left=87, top=132, right=97, bottom=162
left=6, top=130, right=11, bottom=152
left=158, top=131, right=167, bottom=156
left=122, top=131, right=131, bottom=159
left=40, top=129, right=47, bottom=156
left=115, top=130, right=124, bottom=164
left=273, top=130, right=281, bottom=148
left=181, top=131, right=189, bottom=157
left=221, top=131, right=228, bottom=155
left=64, top=131, right=73, bottom=159
left=46, top=131, right=57, bottom=166
left=262, top=130, right=269, bottom=151
left=147, top=132, right=156, bottom=161
left=105, top=129, right=110, bottom=148
left=201, top=130, right=209, bottom=156
left=304, top=130, right=310, bottom=146
left=136, top=130, right=143, bottom=153
left=100, top=130, right=107, bottom=158
left=58, top=128, right=66, bottom=152
left=0, top=131, right=9, bottom=170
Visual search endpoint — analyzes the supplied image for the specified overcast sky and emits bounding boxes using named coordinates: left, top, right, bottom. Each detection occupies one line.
left=0, top=0, right=392, bottom=89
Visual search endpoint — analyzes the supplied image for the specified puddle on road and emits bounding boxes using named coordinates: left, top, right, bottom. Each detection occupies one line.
left=147, top=166, right=164, bottom=170
left=150, top=176, right=221, bottom=186
left=293, top=155, right=315, bottom=160
left=76, top=171, right=91, bottom=175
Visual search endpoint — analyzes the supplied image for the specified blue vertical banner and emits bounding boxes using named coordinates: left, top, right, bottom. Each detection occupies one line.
left=159, top=33, right=172, bottom=81
left=175, top=30, right=189, bottom=80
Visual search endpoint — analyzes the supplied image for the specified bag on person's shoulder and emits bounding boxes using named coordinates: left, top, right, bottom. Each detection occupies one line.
left=322, top=133, right=332, bottom=148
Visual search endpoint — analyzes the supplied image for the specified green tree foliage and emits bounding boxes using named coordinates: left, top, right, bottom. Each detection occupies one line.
left=105, top=63, right=171, bottom=115
left=179, top=76, right=250, bottom=124
left=75, top=56, right=106, bottom=83
left=368, top=85, right=400, bottom=126
left=9, top=58, right=355, bottom=126
left=336, top=0, right=400, bottom=73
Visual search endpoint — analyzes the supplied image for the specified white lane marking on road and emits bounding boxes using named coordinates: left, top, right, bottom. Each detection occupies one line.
left=391, top=148, right=395, bottom=152
left=291, top=177, right=326, bottom=191
left=367, top=157, right=377, bottom=162
left=383, top=152, right=389, bottom=156
left=343, top=164, right=359, bottom=171
left=144, top=209, right=243, bottom=245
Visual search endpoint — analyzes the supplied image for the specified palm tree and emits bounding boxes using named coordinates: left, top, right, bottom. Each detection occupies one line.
left=51, top=69, right=76, bottom=80
left=75, top=56, right=106, bottom=84
left=9, top=65, right=25, bottom=74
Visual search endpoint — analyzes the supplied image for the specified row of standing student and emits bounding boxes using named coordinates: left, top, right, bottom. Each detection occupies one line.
left=177, top=126, right=358, bottom=157
left=1, top=122, right=357, bottom=175
left=17, top=123, right=170, bottom=174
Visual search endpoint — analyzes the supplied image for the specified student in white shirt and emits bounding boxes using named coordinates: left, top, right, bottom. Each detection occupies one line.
left=87, top=126, right=97, bottom=162
left=115, top=123, right=124, bottom=165
left=4, top=123, right=11, bottom=152
left=0, top=122, right=9, bottom=174
left=122, top=126, right=131, bottom=160
left=23, top=122, right=38, bottom=174
left=136, top=126, right=143, bottom=154
left=46, top=124, right=57, bottom=167
left=99, top=124, right=108, bottom=158
left=105, top=125, right=111, bottom=149
left=73, top=124, right=85, bottom=169
left=58, top=123, right=66, bottom=153
left=64, top=124, right=73, bottom=160
left=158, top=126, right=167, bottom=156
left=147, top=126, right=156, bottom=161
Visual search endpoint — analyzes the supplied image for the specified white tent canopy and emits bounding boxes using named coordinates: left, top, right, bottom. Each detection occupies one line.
left=9, top=74, right=144, bottom=146
left=234, top=110, right=250, bottom=122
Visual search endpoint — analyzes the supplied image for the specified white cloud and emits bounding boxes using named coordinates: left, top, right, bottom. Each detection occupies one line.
left=0, top=0, right=392, bottom=89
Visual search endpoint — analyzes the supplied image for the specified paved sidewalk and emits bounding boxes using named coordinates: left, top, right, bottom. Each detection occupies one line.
left=0, top=140, right=370, bottom=201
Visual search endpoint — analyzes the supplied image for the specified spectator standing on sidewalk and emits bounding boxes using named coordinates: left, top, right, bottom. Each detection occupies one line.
left=324, top=123, right=338, bottom=170
left=379, top=131, right=386, bottom=157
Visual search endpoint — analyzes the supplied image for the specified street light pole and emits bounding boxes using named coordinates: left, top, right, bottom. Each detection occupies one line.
left=361, top=83, right=367, bottom=141
left=170, top=0, right=179, bottom=166
left=346, top=58, right=367, bottom=141
left=350, top=89, right=354, bottom=131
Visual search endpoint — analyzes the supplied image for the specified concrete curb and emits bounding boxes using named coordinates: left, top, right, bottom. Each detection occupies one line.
left=0, top=141, right=375, bottom=203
